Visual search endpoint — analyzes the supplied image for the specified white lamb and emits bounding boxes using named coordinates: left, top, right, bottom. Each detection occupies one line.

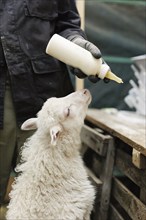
left=6, top=89, right=95, bottom=220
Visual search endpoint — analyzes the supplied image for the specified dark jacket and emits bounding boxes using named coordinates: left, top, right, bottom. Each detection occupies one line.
left=0, top=0, right=85, bottom=128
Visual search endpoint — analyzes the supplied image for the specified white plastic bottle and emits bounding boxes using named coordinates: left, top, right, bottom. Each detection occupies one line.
left=46, top=34, right=123, bottom=83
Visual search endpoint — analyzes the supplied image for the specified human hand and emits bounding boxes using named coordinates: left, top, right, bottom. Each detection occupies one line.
left=68, top=36, right=110, bottom=83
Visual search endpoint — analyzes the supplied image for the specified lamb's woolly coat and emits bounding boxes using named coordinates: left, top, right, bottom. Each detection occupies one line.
left=6, top=89, right=95, bottom=220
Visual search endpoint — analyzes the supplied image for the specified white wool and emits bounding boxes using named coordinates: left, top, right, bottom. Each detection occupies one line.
left=6, top=89, right=95, bottom=220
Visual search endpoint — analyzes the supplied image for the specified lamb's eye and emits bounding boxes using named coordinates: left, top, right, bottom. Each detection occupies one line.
left=66, top=108, right=70, bottom=117
left=64, top=106, right=72, bottom=118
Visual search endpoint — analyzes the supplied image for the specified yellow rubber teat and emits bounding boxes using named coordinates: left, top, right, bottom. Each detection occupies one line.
left=105, top=71, right=123, bottom=83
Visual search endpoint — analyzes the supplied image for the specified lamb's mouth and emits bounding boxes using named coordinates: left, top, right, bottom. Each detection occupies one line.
left=86, top=95, right=92, bottom=105
left=83, top=89, right=92, bottom=105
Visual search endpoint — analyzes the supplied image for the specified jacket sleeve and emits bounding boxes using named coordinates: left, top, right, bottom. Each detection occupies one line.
left=55, top=0, right=86, bottom=39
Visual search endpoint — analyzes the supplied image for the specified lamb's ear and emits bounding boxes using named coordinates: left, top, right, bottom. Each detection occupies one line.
left=50, top=124, right=63, bottom=146
left=21, top=118, right=38, bottom=130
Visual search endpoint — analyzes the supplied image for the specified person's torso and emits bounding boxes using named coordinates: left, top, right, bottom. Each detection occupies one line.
left=0, top=0, right=74, bottom=128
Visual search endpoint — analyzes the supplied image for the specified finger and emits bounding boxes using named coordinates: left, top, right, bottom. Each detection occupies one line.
left=73, top=38, right=101, bottom=59
left=103, top=78, right=110, bottom=83
left=88, top=75, right=101, bottom=83
left=85, top=41, right=101, bottom=59
left=74, top=68, right=87, bottom=79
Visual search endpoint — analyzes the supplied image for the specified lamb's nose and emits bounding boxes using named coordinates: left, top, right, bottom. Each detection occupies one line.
left=83, top=89, right=88, bottom=95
